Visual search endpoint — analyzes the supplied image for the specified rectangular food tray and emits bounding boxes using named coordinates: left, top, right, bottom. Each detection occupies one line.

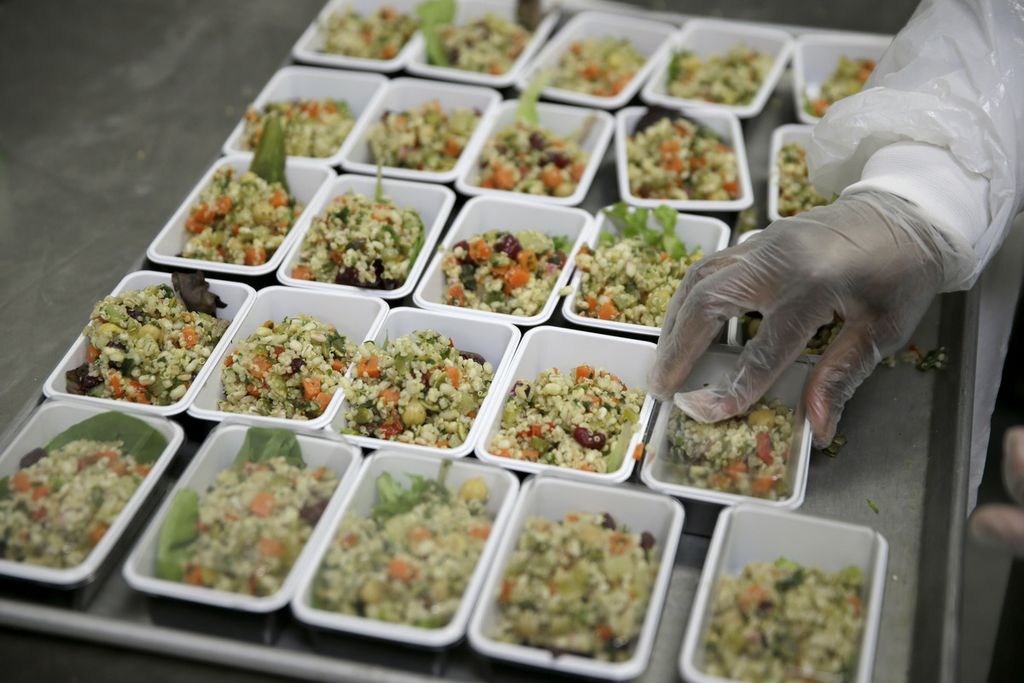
left=0, top=3, right=966, bottom=683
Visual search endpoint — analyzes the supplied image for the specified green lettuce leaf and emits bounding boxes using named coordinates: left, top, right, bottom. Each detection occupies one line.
left=603, top=201, right=689, bottom=259
left=375, top=162, right=385, bottom=203
left=416, top=0, right=455, bottom=66
left=371, top=461, right=451, bottom=520
left=156, top=489, right=199, bottom=581
left=249, top=113, right=289, bottom=191
left=517, top=71, right=550, bottom=125
left=233, top=427, right=305, bottom=468
left=605, top=418, right=640, bottom=472
left=45, top=412, right=168, bottom=464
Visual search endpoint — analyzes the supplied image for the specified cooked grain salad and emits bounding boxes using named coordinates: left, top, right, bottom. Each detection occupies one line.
left=181, top=167, right=302, bottom=266
left=776, top=142, right=831, bottom=217
left=319, top=6, right=417, bottom=60
left=367, top=101, right=480, bottom=172
left=241, top=99, right=355, bottom=158
left=575, top=237, right=702, bottom=328
left=218, top=315, right=356, bottom=420
left=342, top=330, right=494, bottom=447
left=0, top=439, right=149, bottom=568
left=290, top=191, right=425, bottom=290
left=664, top=399, right=795, bottom=499
left=551, top=37, right=645, bottom=97
left=493, top=511, right=658, bottom=660
left=436, top=13, right=531, bottom=74
left=67, top=282, right=229, bottom=406
left=666, top=46, right=773, bottom=105
left=627, top=115, right=742, bottom=201
left=489, top=365, right=645, bottom=473
left=166, top=457, right=339, bottom=596
left=313, top=470, right=493, bottom=627
left=743, top=313, right=843, bottom=356
left=476, top=121, right=588, bottom=197
left=442, top=230, right=570, bottom=316
left=805, top=55, right=876, bottom=118
left=704, top=558, right=865, bottom=682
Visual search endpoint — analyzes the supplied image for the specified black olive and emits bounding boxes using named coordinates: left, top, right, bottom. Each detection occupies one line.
left=19, top=448, right=47, bottom=469
left=300, top=499, right=329, bottom=524
left=335, top=267, right=361, bottom=286
left=459, top=350, right=486, bottom=365
left=290, top=358, right=306, bottom=374
left=640, top=531, right=655, bottom=552
left=546, top=152, right=570, bottom=169
left=529, top=131, right=546, bottom=150
left=601, top=512, right=616, bottom=530
left=127, top=308, right=146, bottom=322
left=494, top=233, right=522, bottom=261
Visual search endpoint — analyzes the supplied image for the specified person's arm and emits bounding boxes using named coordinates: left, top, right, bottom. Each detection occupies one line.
left=651, top=0, right=1024, bottom=444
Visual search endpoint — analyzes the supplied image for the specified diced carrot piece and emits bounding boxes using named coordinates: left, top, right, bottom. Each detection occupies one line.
left=445, top=137, right=462, bottom=158
left=503, top=266, right=530, bottom=291
left=499, top=578, right=514, bottom=603
left=448, top=283, right=466, bottom=306
left=313, top=391, right=332, bottom=413
left=575, top=365, right=593, bottom=382
left=244, top=246, right=267, bottom=266
left=407, top=526, right=433, bottom=543
left=751, top=476, right=776, bottom=495
left=31, top=484, right=49, bottom=501
left=181, top=326, right=198, bottom=348
left=380, top=388, right=401, bottom=404
left=582, top=64, right=602, bottom=79
left=492, top=163, right=516, bottom=190
left=215, top=195, right=233, bottom=215
left=570, top=160, right=585, bottom=182
left=192, top=203, right=215, bottom=224
left=291, top=264, right=314, bottom=281
left=224, top=355, right=234, bottom=367
left=812, top=99, right=829, bottom=117
left=12, top=471, right=32, bottom=492
left=258, top=537, right=284, bottom=557
left=723, top=180, right=740, bottom=197
left=597, top=300, right=618, bottom=320
left=522, top=449, right=539, bottom=461
left=388, top=557, right=415, bottom=582
left=468, top=239, right=492, bottom=263
left=540, top=166, right=562, bottom=189
left=249, top=354, right=272, bottom=378
left=633, top=443, right=645, bottom=461
left=381, top=44, right=397, bottom=59
left=595, top=624, right=614, bottom=642
left=269, top=191, right=288, bottom=208
left=331, top=359, right=346, bottom=372
left=365, top=355, right=380, bottom=378
left=302, top=377, right=322, bottom=400
left=184, top=566, right=205, bottom=586
left=249, top=491, right=276, bottom=517
left=86, top=345, right=101, bottom=362
left=342, top=532, right=359, bottom=548
left=664, top=155, right=683, bottom=173
left=88, top=523, right=108, bottom=546
left=109, top=372, right=124, bottom=397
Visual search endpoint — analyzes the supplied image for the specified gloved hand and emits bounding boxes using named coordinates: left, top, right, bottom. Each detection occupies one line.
left=650, top=189, right=973, bottom=447
left=971, top=427, right=1024, bottom=556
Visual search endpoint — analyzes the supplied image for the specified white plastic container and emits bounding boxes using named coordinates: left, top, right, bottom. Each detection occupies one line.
left=221, top=66, right=388, bottom=167
left=474, top=326, right=656, bottom=484
left=641, top=345, right=813, bottom=512
left=290, top=449, right=520, bottom=649
left=468, top=475, right=684, bottom=680
left=0, top=400, right=183, bottom=588
left=515, top=11, right=675, bottom=111
left=146, top=154, right=335, bottom=277
left=615, top=106, right=753, bottom=212
left=339, top=77, right=501, bottom=184
left=122, top=424, right=362, bottom=614
left=405, top=0, right=559, bottom=88
left=793, top=32, right=891, bottom=124
left=187, top=286, right=388, bottom=430
left=562, top=206, right=730, bottom=338
left=275, top=174, right=456, bottom=300
left=329, top=307, right=521, bottom=458
left=291, top=0, right=424, bottom=73
left=455, top=99, right=614, bottom=207
left=767, top=123, right=816, bottom=222
left=680, top=505, right=888, bottom=683
left=42, top=271, right=256, bottom=417
left=641, top=19, right=793, bottom=120
left=412, top=196, right=593, bottom=327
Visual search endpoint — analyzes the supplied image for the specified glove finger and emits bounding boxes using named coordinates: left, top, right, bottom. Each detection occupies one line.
left=659, top=243, right=753, bottom=350
left=1003, top=427, right=1024, bottom=505
left=803, top=324, right=881, bottom=448
left=970, top=504, right=1024, bottom=557
left=650, top=267, right=748, bottom=399
left=674, top=307, right=828, bottom=423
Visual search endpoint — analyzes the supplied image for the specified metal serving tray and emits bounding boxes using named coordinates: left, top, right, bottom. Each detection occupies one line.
left=0, top=2, right=968, bottom=682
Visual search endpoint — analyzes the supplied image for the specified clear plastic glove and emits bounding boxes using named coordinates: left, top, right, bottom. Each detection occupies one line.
left=971, top=427, right=1024, bottom=557
left=651, top=189, right=973, bottom=447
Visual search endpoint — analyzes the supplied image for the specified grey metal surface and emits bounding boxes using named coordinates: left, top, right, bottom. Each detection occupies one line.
left=0, top=0, right=964, bottom=682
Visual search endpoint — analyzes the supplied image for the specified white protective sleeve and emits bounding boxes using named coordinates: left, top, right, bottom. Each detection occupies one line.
left=807, top=0, right=1024, bottom=290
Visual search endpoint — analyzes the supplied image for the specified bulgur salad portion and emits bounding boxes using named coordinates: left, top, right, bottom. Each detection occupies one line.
left=342, top=330, right=494, bottom=448
left=704, top=558, right=865, bottom=682
left=664, top=399, right=795, bottom=500
left=666, top=46, right=773, bottom=105
left=492, top=511, right=658, bottom=661
left=776, top=141, right=831, bottom=217
left=156, top=428, right=339, bottom=597
left=290, top=190, right=425, bottom=290
left=475, top=120, right=588, bottom=197
left=65, top=273, right=229, bottom=406
left=0, top=412, right=167, bottom=569
left=319, top=5, right=417, bottom=61
left=431, top=12, right=531, bottom=74
left=575, top=202, right=703, bottom=328
left=551, top=37, right=645, bottom=98
left=627, top=112, right=742, bottom=201
left=241, top=98, right=355, bottom=158
left=218, top=315, right=356, bottom=420
left=442, top=230, right=571, bottom=316
left=313, top=463, right=493, bottom=628
left=367, top=101, right=480, bottom=172
left=805, top=55, right=875, bottom=118
left=489, top=365, right=645, bottom=474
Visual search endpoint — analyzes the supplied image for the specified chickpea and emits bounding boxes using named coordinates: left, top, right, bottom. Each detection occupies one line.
left=138, top=324, right=163, bottom=342
left=402, top=400, right=426, bottom=426
left=359, top=578, right=386, bottom=605
left=458, top=477, right=489, bottom=503
left=747, top=407, right=775, bottom=429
